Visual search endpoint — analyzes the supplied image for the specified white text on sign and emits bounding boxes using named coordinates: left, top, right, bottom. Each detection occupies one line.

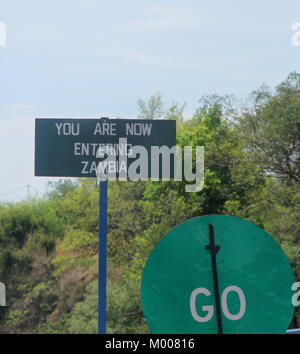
left=190, top=285, right=246, bottom=322
left=55, top=122, right=153, bottom=136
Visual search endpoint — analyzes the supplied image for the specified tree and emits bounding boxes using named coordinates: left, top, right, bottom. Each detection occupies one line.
left=128, top=94, right=264, bottom=281
left=240, top=72, right=300, bottom=184
left=137, top=92, right=165, bottom=119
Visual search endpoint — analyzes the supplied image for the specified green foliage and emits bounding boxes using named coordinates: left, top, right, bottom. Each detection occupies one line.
left=52, top=229, right=98, bottom=277
left=106, top=278, right=148, bottom=334
left=0, top=202, right=38, bottom=247
left=240, top=72, right=300, bottom=184
left=68, top=281, right=98, bottom=334
left=48, top=178, right=99, bottom=233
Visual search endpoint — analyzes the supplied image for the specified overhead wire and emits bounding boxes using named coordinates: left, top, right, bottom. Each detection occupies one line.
left=0, top=185, right=28, bottom=198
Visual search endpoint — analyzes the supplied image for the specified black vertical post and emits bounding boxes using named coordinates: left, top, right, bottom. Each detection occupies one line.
left=205, top=223, right=223, bottom=334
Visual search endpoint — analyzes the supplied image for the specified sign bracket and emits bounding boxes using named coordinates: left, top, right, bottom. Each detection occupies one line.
left=205, top=223, right=223, bottom=334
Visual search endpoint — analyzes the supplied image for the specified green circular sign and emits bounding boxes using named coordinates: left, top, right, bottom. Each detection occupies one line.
left=141, top=215, right=295, bottom=334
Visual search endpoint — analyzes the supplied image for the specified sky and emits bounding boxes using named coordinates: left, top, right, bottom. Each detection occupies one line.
left=0, top=0, right=300, bottom=202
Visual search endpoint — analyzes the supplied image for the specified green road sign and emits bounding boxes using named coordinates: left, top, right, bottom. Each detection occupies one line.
left=35, top=118, right=176, bottom=178
left=141, top=215, right=295, bottom=334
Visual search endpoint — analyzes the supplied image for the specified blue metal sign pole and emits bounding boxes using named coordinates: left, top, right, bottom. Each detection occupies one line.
left=98, top=179, right=108, bottom=334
